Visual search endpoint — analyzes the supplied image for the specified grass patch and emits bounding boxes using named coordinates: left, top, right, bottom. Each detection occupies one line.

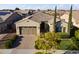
left=59, top=40, right=76, bottom=50
left=60, top=40, right=71, bottom=50
left=35, top=51, right=51, bottom=54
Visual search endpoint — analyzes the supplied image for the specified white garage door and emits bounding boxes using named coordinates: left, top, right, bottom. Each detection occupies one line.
left=20, top=26, right=37, bottom=35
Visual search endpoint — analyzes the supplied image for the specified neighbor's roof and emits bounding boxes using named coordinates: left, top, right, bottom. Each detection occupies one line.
left=61, top=10, right=79, bottom=24
left=0, top=13, right=12, bottom=23
left=16, top=11, right=61, bottom=24
left=15, top=10, right=29, bottom=14
left=72, top=11, right=79, bottom=24
left=61, top=10, right=79, bottom=28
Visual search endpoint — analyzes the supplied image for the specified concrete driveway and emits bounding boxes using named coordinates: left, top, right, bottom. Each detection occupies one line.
left=16, top=35, right=37, bottom=49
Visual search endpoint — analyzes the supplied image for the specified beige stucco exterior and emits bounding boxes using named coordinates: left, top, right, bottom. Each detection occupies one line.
left=48, top=18, right=55, bottom=32
left=15, top=17, right=56, bottom=36
left=15, top=18, right=40, bottom=35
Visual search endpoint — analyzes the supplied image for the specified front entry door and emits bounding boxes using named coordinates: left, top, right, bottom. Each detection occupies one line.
left=40, top=22, right=49, bottom=33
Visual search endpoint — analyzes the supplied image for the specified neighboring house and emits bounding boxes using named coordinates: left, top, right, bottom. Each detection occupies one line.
left=0, top=12, right=22, bottom=34
left=0, top=11, right=11, bottom=15
left=0, top=13, right=12, bottom=33
left=60, top=11, right=79, bottom=33
left=14, top=10, right=29, bottom=17
left=15, top=12, right=60, bottom=36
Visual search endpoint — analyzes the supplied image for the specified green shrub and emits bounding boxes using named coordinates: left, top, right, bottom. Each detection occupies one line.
left=59, top=40, right=73, bottom=50
left=71, top=37, right=79, bottom=50
left=59, top=39, right=79, bottom=50
left=57, top=32, right=69, bottom=39
left=35, top=51, right=51, bottom=54
left=40, top=33, right=45, bottom=38
left=35, top=52, right=45, bottom=54
left=5, top=40, right=12, bottom=48
left=35, top=32, right=59, bottom=51
left=5, top=35, right=18, bottom=49
left=35, top=32, right=61, bottom=54
left=75, top=30, right=79, bottom=40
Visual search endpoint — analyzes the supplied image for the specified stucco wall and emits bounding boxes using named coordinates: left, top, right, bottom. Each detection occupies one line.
left=60, top=14, right=75, bottom=33
left=16, top=19, right=40, bottom=35
left=15, top=17, right=59, bottom=36
left=61, top=21, right=68, bottom=33
left=48, top=19, right=54, bottom=32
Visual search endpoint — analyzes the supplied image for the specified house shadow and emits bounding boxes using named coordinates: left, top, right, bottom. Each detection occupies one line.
left=12, top=36, right=23, bottom=48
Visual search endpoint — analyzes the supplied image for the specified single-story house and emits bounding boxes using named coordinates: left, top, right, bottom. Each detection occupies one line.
left=15, top=12, right=60, bottom=36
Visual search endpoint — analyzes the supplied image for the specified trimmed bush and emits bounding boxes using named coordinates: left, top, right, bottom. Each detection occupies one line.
left=35, top=32, right=60, bottom=54
left=59, top=39, right=79, bottom=50
left=57, top=32, right=69, bottom=39
left=5, top=35, right=18, bottom=49
left=59, top=40, right=71, bottom=50
left=75, top=30, right=79, bottom=40
left=5, top=40, right=12, bottom=48
left=40, top=33, right=45, bottom=38
left=71, top=37, right=79, bottom=50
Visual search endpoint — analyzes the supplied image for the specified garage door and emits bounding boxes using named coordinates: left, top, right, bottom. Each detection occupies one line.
left=20, top=26, right=37, bottom=35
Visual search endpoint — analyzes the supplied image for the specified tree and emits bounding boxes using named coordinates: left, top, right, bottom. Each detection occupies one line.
left=35, top=32, right=60, bottom=53
left=53, top=6, right=57, bottom=32
left=68, top=5, right=73, bottom=36
left=28, top=10, right=33, bottom=15
left=15, top=7, right=20, bottom=10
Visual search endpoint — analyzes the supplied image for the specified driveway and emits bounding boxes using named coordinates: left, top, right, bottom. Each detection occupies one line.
left=15, top=35, right=37, bottom=49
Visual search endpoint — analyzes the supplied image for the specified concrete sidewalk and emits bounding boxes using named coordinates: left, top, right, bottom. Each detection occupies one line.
left=0, top=48, right=79, bottom=54
left=0, top=49, right=77, bottom=54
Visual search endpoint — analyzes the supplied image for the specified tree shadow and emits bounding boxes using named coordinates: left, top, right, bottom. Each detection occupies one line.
left=12, top=36, right=23, bottom=48
left=63, top=50, right=79, bottom=54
